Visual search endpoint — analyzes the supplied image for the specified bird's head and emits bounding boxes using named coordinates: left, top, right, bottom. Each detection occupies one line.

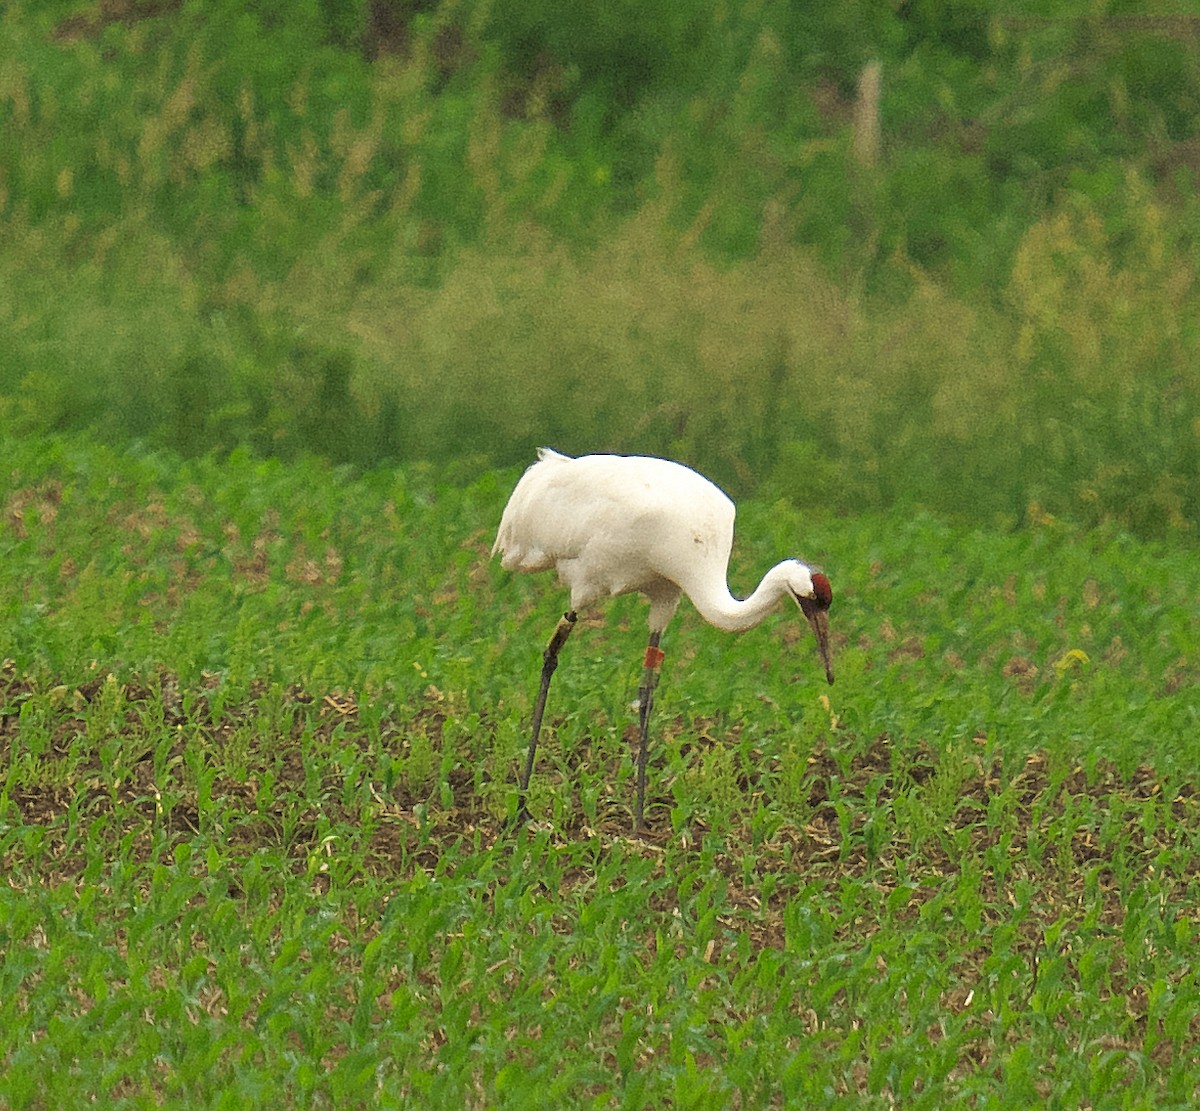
left=786, top=565, right=834, bottom=685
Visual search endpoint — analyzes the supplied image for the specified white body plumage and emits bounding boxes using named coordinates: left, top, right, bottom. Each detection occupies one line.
left=493, top=448, right=834, bottom=678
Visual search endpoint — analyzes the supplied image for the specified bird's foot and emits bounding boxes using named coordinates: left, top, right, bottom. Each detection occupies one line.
left=505, top=801, right=534, bottom=832
left=627, top=819, right=667, bottom=844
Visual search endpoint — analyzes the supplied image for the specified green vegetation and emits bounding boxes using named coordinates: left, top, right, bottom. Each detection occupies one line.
left=2, top=434, right=1199, bottom=1106
left=1, top=1, right=1198, bottom=533
left=1, top=3, right=1198, bottom=1104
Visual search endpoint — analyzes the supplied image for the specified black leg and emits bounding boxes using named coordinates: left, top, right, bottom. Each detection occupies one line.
left=633, top=632, right=664, bottom=832
left=515, top=610, right=577, bottom=822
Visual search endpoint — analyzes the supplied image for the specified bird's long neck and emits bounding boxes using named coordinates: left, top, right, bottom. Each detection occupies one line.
left=686, top=562, right=794, bottom=633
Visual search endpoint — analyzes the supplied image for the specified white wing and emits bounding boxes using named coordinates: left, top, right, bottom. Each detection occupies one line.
left=493, top=449, right=736, bottom=611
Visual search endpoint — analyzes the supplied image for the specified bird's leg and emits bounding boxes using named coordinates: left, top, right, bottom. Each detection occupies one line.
left=633, top=632, right=664, bottom=832
left=515, top=610, right=578, bottom=822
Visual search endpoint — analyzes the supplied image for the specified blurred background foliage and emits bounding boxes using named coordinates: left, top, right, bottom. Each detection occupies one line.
left=0, top=0, right=1197, bottom=536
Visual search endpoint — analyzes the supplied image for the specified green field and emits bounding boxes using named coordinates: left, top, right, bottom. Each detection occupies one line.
left=3, top=1, right=1198, bottom=536
left=2, top=434, right=1198, bottom=1107
left=3, top=2, right=1200, bottom=1105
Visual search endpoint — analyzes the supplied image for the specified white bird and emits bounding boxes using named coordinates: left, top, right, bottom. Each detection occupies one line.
left=493, top=448, right=834, bottom=831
